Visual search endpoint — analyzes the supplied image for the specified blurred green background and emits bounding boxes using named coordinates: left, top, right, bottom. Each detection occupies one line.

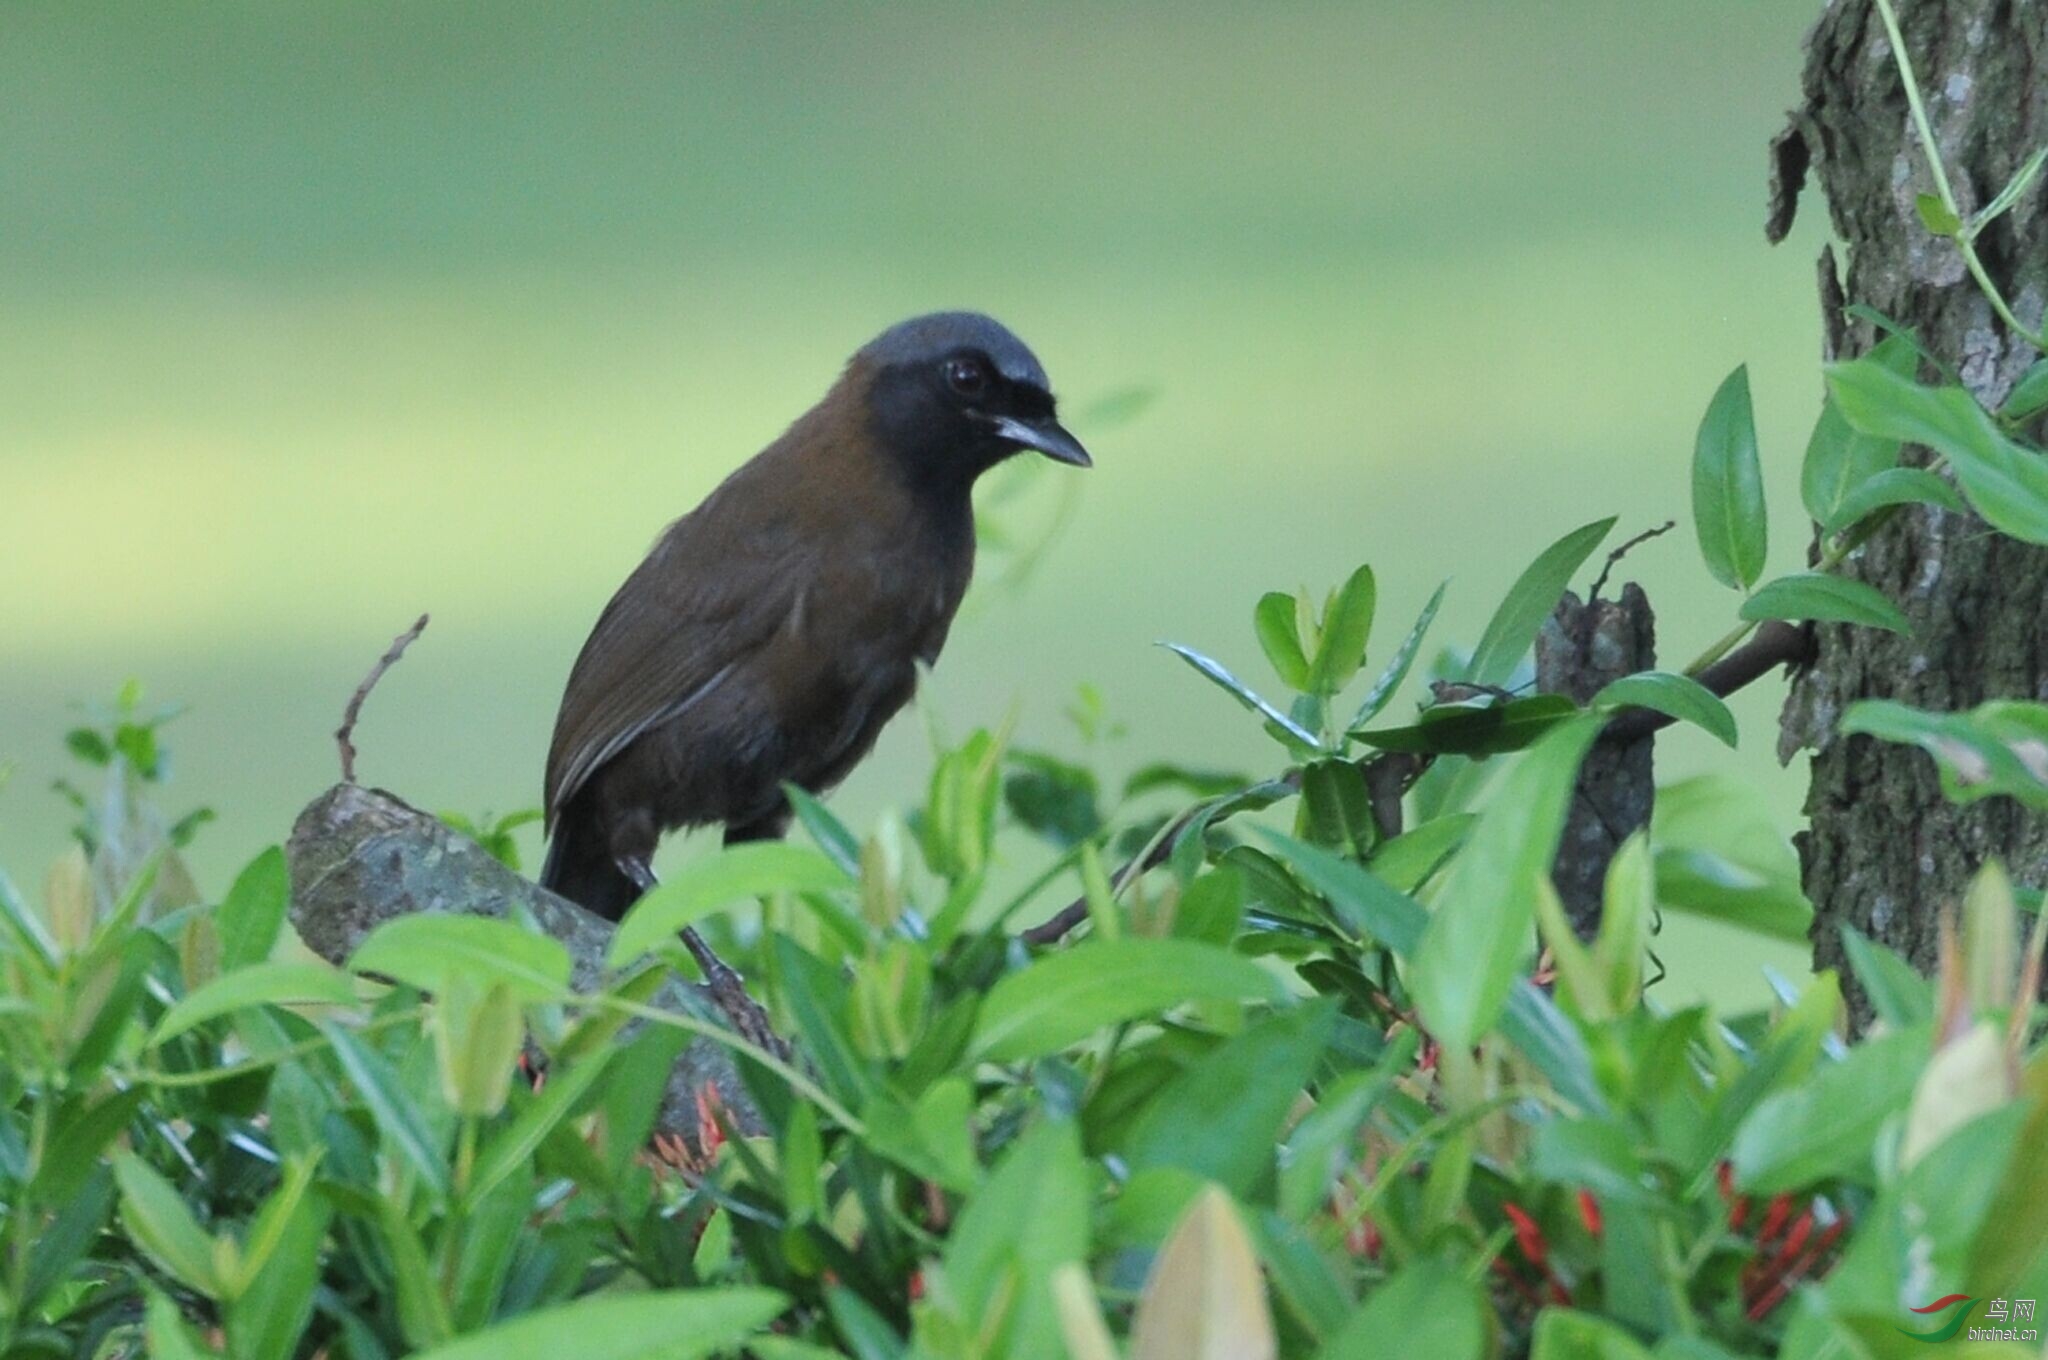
left=2, top=3, right=1830, bottom=1001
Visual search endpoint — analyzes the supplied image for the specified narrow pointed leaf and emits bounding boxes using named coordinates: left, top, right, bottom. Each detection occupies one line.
left=1254, top=592, right=1312, bottom=690
left=1467, top=519, right=1617, bottom=685
left=1740, top=572, right=1909, bottom=634
left=1693, top=365, right=1768, bottom=590
left=1594, top=670, right=1738, bottom=747
left=1161, top=642, right=1322, bottom=749
left=1351, top=580, right=1447, bottom=729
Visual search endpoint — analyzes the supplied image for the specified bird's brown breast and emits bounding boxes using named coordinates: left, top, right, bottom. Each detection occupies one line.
left=542, top=368, right=976, bottom=839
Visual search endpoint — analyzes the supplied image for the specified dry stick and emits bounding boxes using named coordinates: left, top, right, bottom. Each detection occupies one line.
left=1018, top=620, right=1814, bottom=949
left=1587, top=520, right=1676, bottom=603
left=336, top=613, right=430, bottom=783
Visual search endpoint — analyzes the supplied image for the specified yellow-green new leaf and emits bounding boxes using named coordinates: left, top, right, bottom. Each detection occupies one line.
left=1130, top=1185, right=1276, bottom=1360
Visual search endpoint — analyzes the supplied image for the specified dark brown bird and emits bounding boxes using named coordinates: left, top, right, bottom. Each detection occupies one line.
left=541, top=311, right=1090, bottom=922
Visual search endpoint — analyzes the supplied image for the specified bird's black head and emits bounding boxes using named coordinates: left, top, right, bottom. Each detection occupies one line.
left=856, top=312, right=1091, bottom=495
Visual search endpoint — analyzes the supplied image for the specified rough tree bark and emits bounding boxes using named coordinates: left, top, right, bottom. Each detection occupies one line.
left=1771, top=0, right=2048, bottom=1025
left=286, top=782, right=760, bottom=1148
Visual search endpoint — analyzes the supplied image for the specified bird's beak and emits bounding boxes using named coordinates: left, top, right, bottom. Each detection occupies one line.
left=990, top=414, right=1092, bottom=467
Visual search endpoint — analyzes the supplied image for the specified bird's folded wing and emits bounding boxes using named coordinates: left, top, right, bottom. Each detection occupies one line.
left=543, top=508, right=809, bottom=828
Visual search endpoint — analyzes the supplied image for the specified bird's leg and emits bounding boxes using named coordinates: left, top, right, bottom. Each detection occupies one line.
left=616, top=855, right=789, bottom=1058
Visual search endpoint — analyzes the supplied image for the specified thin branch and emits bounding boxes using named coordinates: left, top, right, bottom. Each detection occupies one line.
left=1587, top=520, right=1676, bottom=602
left=336, top=614, right=429, bottom=783
left=1602, top=620, right=1814, bottom=743
left=1021, top=752, right=1432, bottom=947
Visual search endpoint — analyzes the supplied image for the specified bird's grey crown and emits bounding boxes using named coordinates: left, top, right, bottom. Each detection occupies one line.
left=858, top=311, right=1050, bottom=391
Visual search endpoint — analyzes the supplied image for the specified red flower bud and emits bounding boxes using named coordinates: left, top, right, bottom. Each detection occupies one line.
left=1503, top=1201, right=1548, bottom=1268
left=1758, top=1194, right=1794, bottom=1246
left=696, top=1082, right=727, bottom=1158
left=1576, top=1189, right=1603, bottom=1240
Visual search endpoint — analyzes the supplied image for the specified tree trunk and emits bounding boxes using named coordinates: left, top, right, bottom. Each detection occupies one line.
left=1772, top=0, right=2048, bottom=1027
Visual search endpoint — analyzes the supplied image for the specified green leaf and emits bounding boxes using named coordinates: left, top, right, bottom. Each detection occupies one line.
left=1162, top=642, right=1324, bottom=751
left=2004, top=356, right=2048, bottom=421
left=1915, top=191, right=1962, bottom=236
left=1529, top=1117, right=1659, bottom=1207
left=1692, top=365, right=1768, bottom=590
left=1277, top=1048, right=1407, bottom=1222
left=323, top=1022, right=452, bottom=1200
left=1652, top=849, right=1812, bottom=941
left=1975, top=145, right=2048, bottom=233
left=611, top=843, right=852, bottom=965
left=471, top=1048, right=616, bottom=1202
left=1355, top=693, right=1580, bottom=757
left=1255, top=592, right=1312, bottom=690
left=1003, top=752, right=1102, bottom=849
left=1594, top=671, right=1737, bottom=748
left=774, top=935, right=883, bottom=1107
left=1467, top=518, right=1617, bottom=686
left=352, top=914, right=570, bottom=1002
left=1258, top=830, right=1603, bottom=1112
left=19, top=1165, right=115, bottom=1317
left=1731, top=1026, right=1928, bottom=1192
left=144, top=1290, right=212, bottom=1360
left=972, top=938, right=1284, bottom=1061
left=1307, top=564, right=1376, bottom=695
left=1318, top=1261, right=1488, bottom=1359
left=1739, top=572, right=1909, bottom=634
left=1350, top=580, right=1446, bottom=729
left=1840, top=926, right=1932, bottom=1029
left=1802, top=337, right=1916, bottom=528
left=431, top=979, right=526, bottom=1117
left=225, top=1163, right=329, bottom=1359
left=1121, top=1000, right=1338, bottom=1195
left=1826, top=466, right=1965, bottom=533
left=1827, top=357, right=2048, bottom=544
left=1841, top=698, right=2048, bottom=809
left=150, top=961, right=357, bottom=1045
left=1367, top=813, right=1474, bottom=894
left=1650, top=775, right=1812, bottom=941
left=407, top=1289, right=789, bottom=1360
left=784, top=784, right=861, bottom=876
left=114, top=1152, right=220, bottom=1297
left=30, top=1088, right=146, bottom=1205
left=1412, top=714, right=1603, bottom=1047
left=942, top=1120, right=1089, bottom=1360
left=0, top=864, right=59, bottom=971
left=216, top=847, right=290, bottom=970
left=1531, top=1309, right=1656, bottom=1360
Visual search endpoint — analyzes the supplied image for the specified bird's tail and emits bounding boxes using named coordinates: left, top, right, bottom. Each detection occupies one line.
left=539, top=805, right=640, bottom=922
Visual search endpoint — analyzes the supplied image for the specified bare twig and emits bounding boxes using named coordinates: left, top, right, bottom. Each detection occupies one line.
left=336, top=614, right=430, bottom=783
left=1021, top=752, right=1432, bottom=947
left=1602, top=620, right=1814, bottom=743
left=1587, top=520, right=1676, bottom=603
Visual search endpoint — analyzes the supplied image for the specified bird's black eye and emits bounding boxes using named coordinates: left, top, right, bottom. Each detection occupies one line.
left=943, top=356, right=990, bottom=398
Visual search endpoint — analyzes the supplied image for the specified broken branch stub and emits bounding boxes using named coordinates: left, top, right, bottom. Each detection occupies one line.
left=285, top=780, right=761, bottom=1147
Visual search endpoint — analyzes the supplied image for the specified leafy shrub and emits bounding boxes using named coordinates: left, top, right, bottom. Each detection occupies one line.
left=9, top=12, right=2048, bottom=1358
